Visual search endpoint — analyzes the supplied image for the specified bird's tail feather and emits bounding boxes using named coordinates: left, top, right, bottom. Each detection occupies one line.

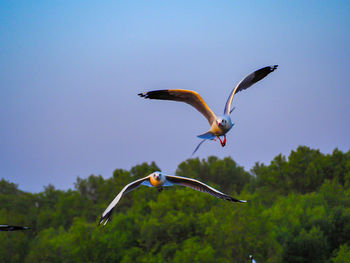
left=197, top=131, right=216, bottom=140
left=192, top=139, right=206, bottom=156
left=193, top=132, right=216, bottom=155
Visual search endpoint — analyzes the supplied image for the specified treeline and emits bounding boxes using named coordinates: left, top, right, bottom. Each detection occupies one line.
left=1, top=146, right=350, bottom=262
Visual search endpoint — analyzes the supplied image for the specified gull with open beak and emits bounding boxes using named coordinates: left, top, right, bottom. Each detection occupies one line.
left=139, top=65, right=278, bottom=154
left=99, top=171, right=246, bottom=225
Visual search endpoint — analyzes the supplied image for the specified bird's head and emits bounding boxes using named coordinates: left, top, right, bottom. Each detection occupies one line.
left=151, top=172, right=163, bottom=182
left=216, top=116, right=232, bottom=130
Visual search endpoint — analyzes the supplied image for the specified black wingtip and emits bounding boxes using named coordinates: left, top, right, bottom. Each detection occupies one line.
left=138, top=92, right=147, bottom=98
left=231, top=195, right=248, bottom=203
left=226, top=195, right=248, bottom=203
left=98, top=210, right=113, bottom=226
left=271, top=65, right=278, bottom=72
left=0, top=225, right=31, bottom=231
left=137, top=90, right=174, bottom=100
left=98, top=216, right=107, bottom=226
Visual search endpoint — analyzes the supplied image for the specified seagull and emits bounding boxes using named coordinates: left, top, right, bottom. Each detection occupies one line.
left=0, top=225, right=31, bottom=231
left=249, top=255, right=257, bottom=263
left=99, top=171, right=246, bottom=225
left=139, top=65, right=278, bottom=154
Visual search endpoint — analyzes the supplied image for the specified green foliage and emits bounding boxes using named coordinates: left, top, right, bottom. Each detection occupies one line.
left=1, top=147, right=349, bottom=262
left=177, top=156, right=251, bottom=194
left=253, top=146, right=350, bottom=195
left=331, top=244, right=350, bottom=263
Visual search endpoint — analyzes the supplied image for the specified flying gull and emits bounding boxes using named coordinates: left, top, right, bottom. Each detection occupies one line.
left=139, top=65, right=278, bottom=154
left=99, top=171, right=246, bottom=225
left=0, top=225, right=31, bottom=231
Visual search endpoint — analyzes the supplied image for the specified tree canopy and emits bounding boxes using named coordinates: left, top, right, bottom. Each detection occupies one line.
left=1, top=146, right=349, bottom=262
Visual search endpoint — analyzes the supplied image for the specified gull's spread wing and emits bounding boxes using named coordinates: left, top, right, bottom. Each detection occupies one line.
left=139, top=89, right=217, bottom=125
left=224, top=65, right=278, bottom=115
left=165, top=175, right=246, bottom=202
left=99, top=176, right=150, bottom=225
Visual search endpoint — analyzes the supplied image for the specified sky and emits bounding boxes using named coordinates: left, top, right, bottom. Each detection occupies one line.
left=1, top=1, right=349, bottom=192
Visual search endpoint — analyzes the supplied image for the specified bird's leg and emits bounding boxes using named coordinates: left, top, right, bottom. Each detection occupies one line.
left=157, top=187, right=163, bottom=192
left=217, top=136, right=226, bottom=147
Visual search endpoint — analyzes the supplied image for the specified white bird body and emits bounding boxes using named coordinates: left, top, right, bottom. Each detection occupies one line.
left=149, top=172, right=166, bottom=187
left=208, top=115, right=233, bottom=136
left=139, top=65, right=278, bottom=154
left=99, top=171, right=246, bottom=225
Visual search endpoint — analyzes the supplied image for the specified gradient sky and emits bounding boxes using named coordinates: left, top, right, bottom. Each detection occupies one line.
left=1, top=1, right=349, bottom=192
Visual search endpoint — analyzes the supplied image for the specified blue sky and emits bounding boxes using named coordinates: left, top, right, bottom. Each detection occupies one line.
left=1, top=1, right=349, bottom=192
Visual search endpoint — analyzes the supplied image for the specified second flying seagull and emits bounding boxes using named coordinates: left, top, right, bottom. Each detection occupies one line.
left=99, top=172, right=246, bottom=225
